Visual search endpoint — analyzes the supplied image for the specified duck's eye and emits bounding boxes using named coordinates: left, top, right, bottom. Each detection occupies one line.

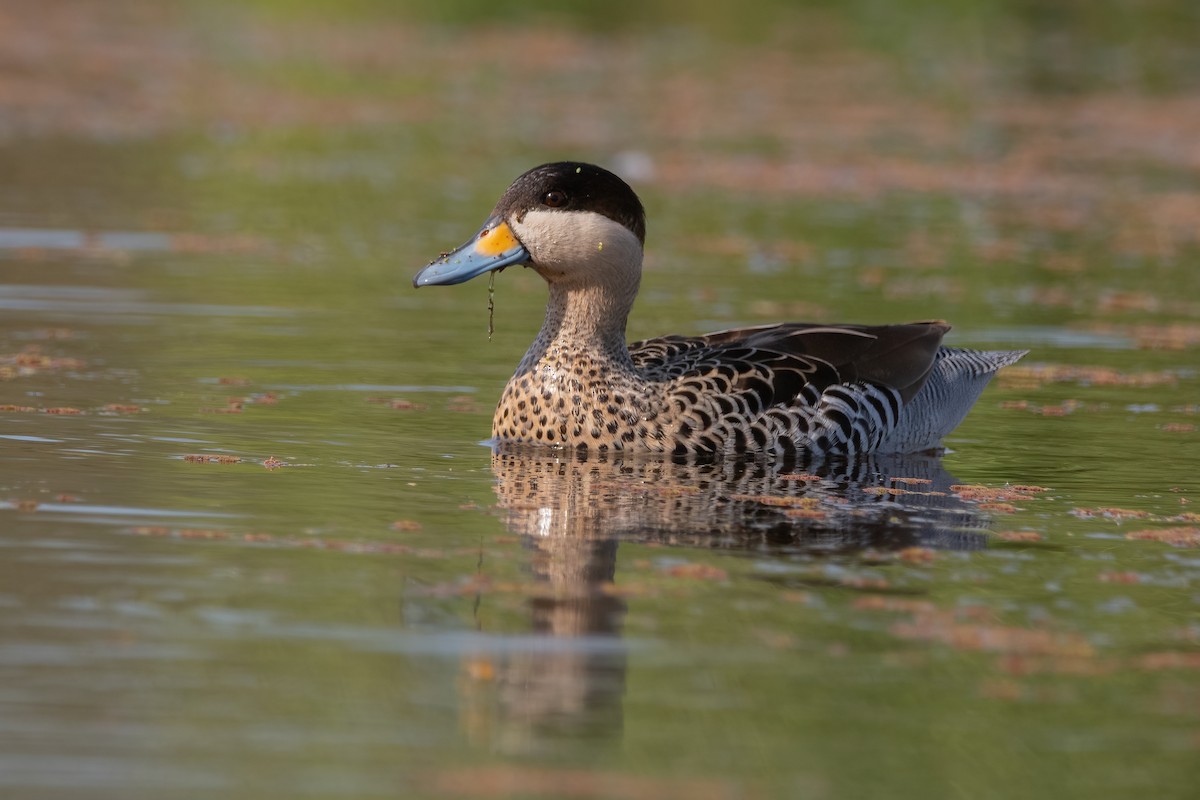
left=542, top=190, right=568, bottom=208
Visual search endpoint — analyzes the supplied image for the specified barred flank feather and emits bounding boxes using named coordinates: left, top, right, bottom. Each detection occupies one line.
left=877, top=348, right=1029, bottom=453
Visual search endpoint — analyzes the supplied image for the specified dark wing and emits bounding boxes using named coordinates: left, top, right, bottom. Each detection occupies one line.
left=630, top=321, right=949, bottom=407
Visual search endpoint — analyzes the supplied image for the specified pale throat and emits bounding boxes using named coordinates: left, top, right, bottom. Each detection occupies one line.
left=511, top=209, right=644, bottom=377
left=549, top=277, right=636, bottom=343
left=513, top=281, right=636, bottom=386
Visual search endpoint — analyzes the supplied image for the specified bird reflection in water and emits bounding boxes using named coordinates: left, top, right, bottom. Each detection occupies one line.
left=460, top=444, right=999, bottom=754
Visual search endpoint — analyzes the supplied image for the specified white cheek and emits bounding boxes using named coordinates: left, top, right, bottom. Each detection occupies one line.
left=513, top=209, right=641, bottom=279
left=513, top=210, right=575, bottom=267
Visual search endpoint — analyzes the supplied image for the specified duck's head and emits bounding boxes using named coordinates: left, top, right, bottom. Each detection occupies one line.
left=413, top=161, right=646, bottom=290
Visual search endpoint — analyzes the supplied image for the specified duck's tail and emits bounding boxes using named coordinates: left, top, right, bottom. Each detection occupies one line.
left=877, top=347, right=1028, bottom=453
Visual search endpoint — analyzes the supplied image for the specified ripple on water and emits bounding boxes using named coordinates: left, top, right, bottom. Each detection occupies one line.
left=0, top=284, right=291, bottom=318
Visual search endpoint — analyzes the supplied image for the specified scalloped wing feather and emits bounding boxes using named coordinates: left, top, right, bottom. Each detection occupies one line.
left=630, top=321, right=948, bottom=404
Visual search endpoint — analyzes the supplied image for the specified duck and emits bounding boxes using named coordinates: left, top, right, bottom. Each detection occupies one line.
left=413, top=161, right=1026, bottom=458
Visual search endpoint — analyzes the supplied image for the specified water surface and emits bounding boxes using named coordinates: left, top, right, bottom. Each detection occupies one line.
left=2, top=3, right=1199, bottom=798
